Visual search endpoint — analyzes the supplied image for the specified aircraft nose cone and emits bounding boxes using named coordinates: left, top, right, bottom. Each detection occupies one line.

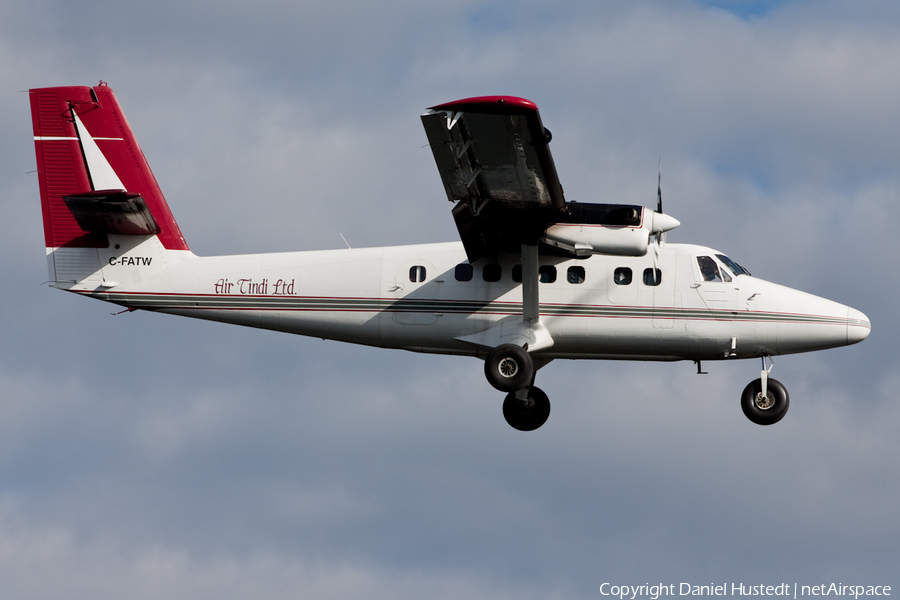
left=847, top=307, right=871, bottom=345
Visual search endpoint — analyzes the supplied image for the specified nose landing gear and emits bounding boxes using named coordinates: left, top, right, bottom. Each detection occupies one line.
left=741, top=356, right=790, bottom=425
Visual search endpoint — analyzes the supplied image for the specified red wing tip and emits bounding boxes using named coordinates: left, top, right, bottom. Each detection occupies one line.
left=428, top=96, right=538, bottom=114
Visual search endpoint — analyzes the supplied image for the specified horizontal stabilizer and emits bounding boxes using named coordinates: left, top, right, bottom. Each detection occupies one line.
left=63, top=189, right=160, bottom=236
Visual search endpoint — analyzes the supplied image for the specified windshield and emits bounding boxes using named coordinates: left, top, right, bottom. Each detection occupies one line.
left=697, top=255, right=728, bottom=282
left=716, top=254, right=751, bottom=276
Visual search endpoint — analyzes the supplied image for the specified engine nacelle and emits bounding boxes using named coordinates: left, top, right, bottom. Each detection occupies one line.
left=544, top=221, right=650, bottom=256
left=542, top=204, right=679, bottom=257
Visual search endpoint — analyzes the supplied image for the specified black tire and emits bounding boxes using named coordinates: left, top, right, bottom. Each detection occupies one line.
left=503, top=387, right=551, bottom=431
left=741, top=378, right=790, bottom=425
left=484, top=344, right=534, bottom=392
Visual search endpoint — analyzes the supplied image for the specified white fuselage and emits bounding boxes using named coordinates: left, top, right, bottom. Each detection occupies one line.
left=52, top=235, right=870, bottom=362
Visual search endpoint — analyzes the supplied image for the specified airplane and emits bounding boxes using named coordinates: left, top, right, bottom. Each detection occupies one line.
left=29, top=83, right=871, bottom=431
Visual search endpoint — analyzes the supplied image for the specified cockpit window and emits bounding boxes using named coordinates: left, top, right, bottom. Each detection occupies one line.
left=716, top=254, right=751, bottom=276
left=712, top=257, right=733, bottom=282
left=719, top=264, right=732, bottom=282
left=697, top=256, right=723, bottom=282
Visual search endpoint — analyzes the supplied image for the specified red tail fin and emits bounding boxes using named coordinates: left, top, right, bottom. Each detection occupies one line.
left=30, top=83, right=189, bottom=251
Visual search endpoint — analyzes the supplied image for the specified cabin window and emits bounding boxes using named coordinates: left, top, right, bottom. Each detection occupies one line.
left=483, top=263, right=501, bottom=282
left=455, top=263, right=473, bottom=281
left=567, top=266, right=585, bottom=284
left=409, top=265, right=426, bottom=283
left=614, top=267, right=632, bottom=285
left=643, top=268, right=662, bottom=286
left=510, top=265, right=558, bottom=283
left=539, top=265, right=557, bottom=284
left=697, top=256, right=723, bottom=282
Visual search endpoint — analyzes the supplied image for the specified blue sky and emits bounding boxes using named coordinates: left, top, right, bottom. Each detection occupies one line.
left=699, top=0, right=796, bottom=18
left=0, top=1, right=897, bottom=598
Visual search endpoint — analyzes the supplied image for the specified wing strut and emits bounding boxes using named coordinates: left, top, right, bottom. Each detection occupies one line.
left=455, top=243, right=553, bottom=352
left=522, top=244, right=540, bottom=325
left=519, top=243, right=553, bottom=351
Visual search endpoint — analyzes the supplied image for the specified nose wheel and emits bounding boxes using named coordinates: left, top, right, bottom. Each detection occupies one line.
left=741, top=358, right=790, bottom=425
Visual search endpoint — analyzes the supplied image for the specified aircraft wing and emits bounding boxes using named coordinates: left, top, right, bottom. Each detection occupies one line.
left=421, top=96, right=567, bottom=262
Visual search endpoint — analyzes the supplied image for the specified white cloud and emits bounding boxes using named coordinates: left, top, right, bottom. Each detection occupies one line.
left=0, top=503, right=552, bottom=600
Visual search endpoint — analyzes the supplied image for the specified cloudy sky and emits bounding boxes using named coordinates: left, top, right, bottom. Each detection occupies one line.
left=1, top=0, right=898, bottom=598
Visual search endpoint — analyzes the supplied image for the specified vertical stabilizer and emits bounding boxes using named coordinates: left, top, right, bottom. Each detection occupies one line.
left=30, top=83, right=189, bottom=285
left=30, top=83, right=189, bottom=252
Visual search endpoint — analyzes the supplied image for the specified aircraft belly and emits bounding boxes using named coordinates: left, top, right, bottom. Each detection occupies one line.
left=685, top=318, right=765, bottom=360
left=383, top=312, right=485, bottom=355
left=154, top=307, right=385, bottom=347
left=543, top=312, right=691, bottom=360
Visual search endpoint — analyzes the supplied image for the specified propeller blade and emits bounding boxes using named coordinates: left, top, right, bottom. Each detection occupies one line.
left=657, top=158, right=663, bottom=214
left=656, top=158, right=666, bottom=244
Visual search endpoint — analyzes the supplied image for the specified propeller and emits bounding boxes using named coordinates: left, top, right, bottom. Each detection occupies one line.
left=648, top=157, right=681, bottom=283
left=656, top=158, right=665, bottom=243
left=647, top=159, right=680, bottom=284
left=657, top=162, right=662, bottom=211
left=650, top=160, right=663, bottom=284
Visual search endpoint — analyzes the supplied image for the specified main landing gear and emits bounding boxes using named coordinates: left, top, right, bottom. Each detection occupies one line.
left=485, top=344, right=550, bottom=431
left=740, top=356, right=790, bottom=425
left=503, top=387, right=550, bottom=432
left=480, top=244, right=554, bottom=431
left=484, top=344, right=533, bottom=392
